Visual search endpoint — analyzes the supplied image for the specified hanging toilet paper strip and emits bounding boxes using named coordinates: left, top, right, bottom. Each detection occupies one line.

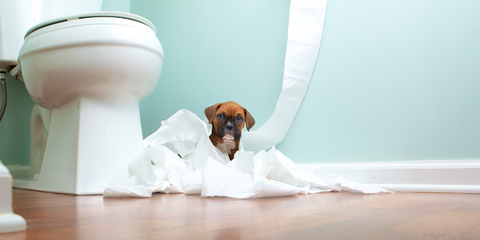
left=104, top=110, right=392, bottom=198
left=243, top=0, right=328, bottom=153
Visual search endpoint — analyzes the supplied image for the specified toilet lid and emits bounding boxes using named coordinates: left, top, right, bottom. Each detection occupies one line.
left=24, top=11, right=156, bottom=38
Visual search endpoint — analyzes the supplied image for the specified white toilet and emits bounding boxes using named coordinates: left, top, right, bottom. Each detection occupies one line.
left=0, top=0, right=164, bottom=195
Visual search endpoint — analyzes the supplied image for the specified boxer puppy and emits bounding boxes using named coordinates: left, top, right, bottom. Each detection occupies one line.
left=205, top=101, right=255, bottom=160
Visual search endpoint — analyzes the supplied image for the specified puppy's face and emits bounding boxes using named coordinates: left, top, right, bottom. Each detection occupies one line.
left=205, top=101, right=255, bottom=143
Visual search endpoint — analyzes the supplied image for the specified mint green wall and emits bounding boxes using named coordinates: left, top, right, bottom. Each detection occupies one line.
left=277, top=1, right=480, bottom=162
left=133, top=0, right=480, bottom=163
left=0, top=75, right=34, bottom=166
left=1, top=0, right=479, bottom=166
left=101, top=0, right=130, bottom=12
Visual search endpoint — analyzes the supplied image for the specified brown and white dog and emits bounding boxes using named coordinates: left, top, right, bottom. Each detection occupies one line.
left=205, top=101, right=255, bottom=160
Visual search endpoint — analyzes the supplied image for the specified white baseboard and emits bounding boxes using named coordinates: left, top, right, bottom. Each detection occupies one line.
left=6, top=161, right=480, bottom=194
left=298, top=160, right=480, bottom=193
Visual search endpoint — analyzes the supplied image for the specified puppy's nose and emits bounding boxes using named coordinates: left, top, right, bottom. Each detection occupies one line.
left=226, top=122, right=234, bottom=130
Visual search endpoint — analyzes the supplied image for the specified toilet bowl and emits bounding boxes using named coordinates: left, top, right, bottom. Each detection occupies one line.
left=11, top=12, right=164, bottom=194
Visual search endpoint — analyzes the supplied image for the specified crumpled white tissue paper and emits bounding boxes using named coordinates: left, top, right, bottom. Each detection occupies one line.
left=104, top=109, right=392, bottom=198
left=104, top=0, right=392, bottom=198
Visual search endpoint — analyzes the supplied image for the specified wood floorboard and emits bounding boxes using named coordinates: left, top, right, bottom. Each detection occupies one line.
left=2, top=189, right=480, bottom=239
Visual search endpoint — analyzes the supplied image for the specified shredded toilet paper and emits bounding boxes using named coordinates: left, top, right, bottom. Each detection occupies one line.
left=104, top=0, right=393, bottom=198
left=104, top=110, right=392, bottom=198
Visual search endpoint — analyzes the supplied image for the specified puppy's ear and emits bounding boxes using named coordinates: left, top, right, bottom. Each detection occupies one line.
left=205, top=103, right=222, bottom=124
left=244, top=108, right=255, bottom=131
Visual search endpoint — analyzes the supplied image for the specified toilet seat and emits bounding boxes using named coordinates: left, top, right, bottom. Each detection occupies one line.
left=25, top=11, right=156, bottom=39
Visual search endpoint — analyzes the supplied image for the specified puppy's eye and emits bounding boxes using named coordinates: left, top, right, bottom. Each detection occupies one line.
left=217, top=114, right=224, bottom=120
left=236, top=116, right=244, bottom=122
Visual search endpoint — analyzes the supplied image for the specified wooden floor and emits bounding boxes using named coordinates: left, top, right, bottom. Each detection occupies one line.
left=3, top=189, right=480, bottom=240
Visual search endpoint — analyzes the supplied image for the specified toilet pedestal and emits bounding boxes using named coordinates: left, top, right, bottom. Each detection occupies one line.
left=13, top=97, right=144, bottom=195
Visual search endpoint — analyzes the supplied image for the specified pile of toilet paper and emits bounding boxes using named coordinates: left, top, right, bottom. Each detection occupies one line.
left=104, top=0, right=393, bottom=198
left=104, top=109, right=392, bottom=198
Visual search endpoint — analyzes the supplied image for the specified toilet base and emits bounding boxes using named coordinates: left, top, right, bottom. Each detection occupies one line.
left=13, top=97, right=145, bottom=195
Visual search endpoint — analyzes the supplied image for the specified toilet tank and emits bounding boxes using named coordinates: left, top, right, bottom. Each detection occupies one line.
left=0, top=0, right=103, bottom=69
